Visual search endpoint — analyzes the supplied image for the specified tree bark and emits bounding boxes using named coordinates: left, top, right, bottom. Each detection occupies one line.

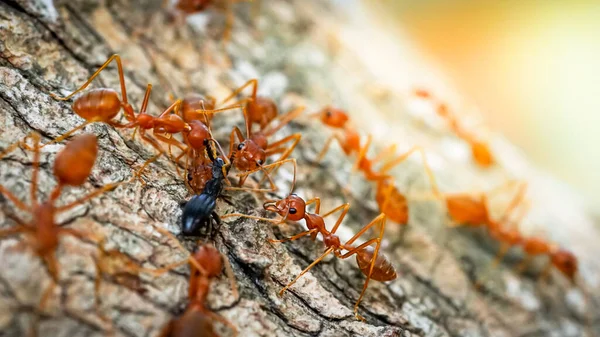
left=0, top=1, right=598, bottom=337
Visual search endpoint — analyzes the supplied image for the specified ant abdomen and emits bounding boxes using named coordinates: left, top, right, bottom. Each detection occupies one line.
left=248, top=97, right=278, bottom=128
left=355, top=246, right=397, bottom=282
left=73, top=88, right=122, bottom=122
left=375, top=183, right=408, bottom=224
left=470, top=140, right=494, bottom=167
left=53, top=134, right=98, bottom=186
left=166, top=309, right=217, bottom=337
left=445, top=195, right=489, bottom=226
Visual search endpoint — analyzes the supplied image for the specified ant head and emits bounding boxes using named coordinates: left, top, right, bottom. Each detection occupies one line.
left=54, top=134, right=98, bottom=187
left=235, top=140, right=266, bottom=170
left=319, top=106, right=349, bottom=128
left=551, top=249, right=578, bottom=282
left=264, top=194, right=306, bottom=221
left=192, top=244, right=223, bottom=278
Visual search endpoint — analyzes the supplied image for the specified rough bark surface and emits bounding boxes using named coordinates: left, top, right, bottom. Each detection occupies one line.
left=0, top=1, right=599, bottom=337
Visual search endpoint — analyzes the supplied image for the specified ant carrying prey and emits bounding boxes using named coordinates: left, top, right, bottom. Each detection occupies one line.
left=181, top=137, right=297, bottom=237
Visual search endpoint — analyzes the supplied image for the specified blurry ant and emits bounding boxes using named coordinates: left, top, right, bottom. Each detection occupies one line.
left=224, top=194, right=396, bottom=320
left=227, top=101, right=303, bottom=192
left=310, top=106, right=361, bottom=162
left=0, top=133, right=145, bottom=309
left=181, top=138, right=298, bottom=236
left=310, top=105, right=441, bottom=224
left=440, top=181, right=580, bottom=285
left=413, top=89, right=495, bottom=168
left=157, top=243, right=238, bottom=336
left=170, top=0, right=252, bottom=41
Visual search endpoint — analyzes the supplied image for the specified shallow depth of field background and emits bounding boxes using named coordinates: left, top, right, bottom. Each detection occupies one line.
left=366, top=1, right=600, bottom=206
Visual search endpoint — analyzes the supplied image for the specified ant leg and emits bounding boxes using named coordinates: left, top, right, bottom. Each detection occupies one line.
left=370, top=144, right=398, bottom=166
left=259, top=133, right=302, bottom=184
left=344, top=214, right=387, bottom=320
left=474, top=242, right=511, bottom=288
left=0, top=132, right=36, bottom=160
left=185, top=104, right=243, bottom=122
left=220, top=79, right=258, bottom=105
left=269, top=229, right=318, bottom=243
left=278, top=247, right=335, bottom=296
left=51, top=55, right=129, bottom=105
left=263, top=106, right=305, bottom=137
left=220, top=213, right=285, bottom=225
left=496, top=182, right=528, bottom=224
left=379, top=146, right=440, bottom=197
left=157, top=99, right=183, bottom=118
left=39, top=251, right=60, bottom=310
left=206, top=311, right=238, bottom=336
left=315, top=133, right=345, bottom=163
left=265, top=133, right=302, bottom=161
left=304, top=197, right=321, bottom=214
left=352, top=134, right=372, bottom=172
left=29, top=133, right=41, bottom=208
left=0, top=225, right=32, bottom=239
left=0, top=185, right=31, bottom=212
left=320, top=203, right=350, bottom=234
left=231, top=158, right=297, bottom=193
left=153, top=133, right=187, bottom=153
left=345, top=213, right=386, bottom=246
left=220, top=251, right=239, bottom=300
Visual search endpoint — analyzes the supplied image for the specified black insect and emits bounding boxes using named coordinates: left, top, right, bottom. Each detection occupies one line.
left=181, top=139, right=231, bottom=236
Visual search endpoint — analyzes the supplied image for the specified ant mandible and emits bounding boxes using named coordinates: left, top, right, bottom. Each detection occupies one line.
left=224, top=194, right=396, bottom=320
left=0, top=133, right=144, bottom=309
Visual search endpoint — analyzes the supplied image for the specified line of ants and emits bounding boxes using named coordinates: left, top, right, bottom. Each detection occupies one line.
left=0, top=54, right=591, bottom=336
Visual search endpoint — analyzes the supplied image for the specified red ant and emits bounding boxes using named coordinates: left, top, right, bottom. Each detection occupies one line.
left=439, top=181, right=579, bottom=283
left=154, top=241, right=238, bottom=337
left=49, top=55, right=227, bottom=157
left=309, top=106, right=441, bottom=225
left=224, top=194, right=396, bottom=320
left=309, top=106, right=361, bottom=162
left=413, top=89, right=495, bottom=168
left=226, top=100, right=304, bottom=192
left=0, top=133, right=144, bottom=310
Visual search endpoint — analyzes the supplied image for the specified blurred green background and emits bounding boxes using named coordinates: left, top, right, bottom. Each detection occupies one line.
left=374, top=0, right=600, bottom=205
